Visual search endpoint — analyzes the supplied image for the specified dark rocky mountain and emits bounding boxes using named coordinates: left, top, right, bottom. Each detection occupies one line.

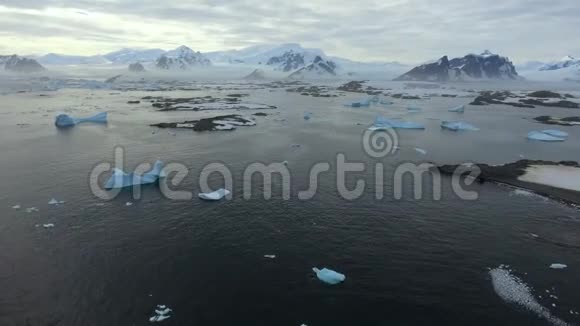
left=155, top=45, right=211, bottom=70
left=128, top=62, right=146, bottom=73
left=266, top=50, right=305, bottom=72
left=243, top=68, right=266, bottom=80
left=0, top=55, right=46, bottom=73
left=288, top=56, right=337, bottom=79
left=395, top=51, right=519, bottom=81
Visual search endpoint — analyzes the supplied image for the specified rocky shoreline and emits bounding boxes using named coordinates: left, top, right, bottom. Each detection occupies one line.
left=435, top=160, right=580, bottom=206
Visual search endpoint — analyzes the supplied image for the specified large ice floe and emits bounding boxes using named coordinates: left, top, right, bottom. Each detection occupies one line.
left=370, top=116, right=425, bottom=130
left=198, top=188, right=230, bottom=201
left=490, top=265, right=568, bottom=326
left=527, top=131, right=567, bottom=142
left=312, top=267, right=346, bottom=285
left=105, top=160, right=166, bottom=189
left=518, top=165, right=580, bottom=192
left=54, top=112, right=107, bottom=128
left=440, top=121, right=479, bottom=131
left=448, top=104, right=465, bottom=113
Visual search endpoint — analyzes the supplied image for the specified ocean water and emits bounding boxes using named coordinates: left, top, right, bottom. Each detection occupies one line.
left=1, top=79, right=580, bottom=325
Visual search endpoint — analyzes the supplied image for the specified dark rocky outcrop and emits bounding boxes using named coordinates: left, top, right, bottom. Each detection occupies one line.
left=395, top=51, right=519, bottom=81
left=287, top=56, right=337, bottom=79
left=266, top=50, right=305, bottom=72
left=534, top=116, right=580, bottom=126
left=151, top=114, right=256, bottom=132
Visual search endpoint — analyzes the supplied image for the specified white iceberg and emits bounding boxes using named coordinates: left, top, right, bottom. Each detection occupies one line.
left=448, top=105, right=465, bottom=113
left=264, top=255, right=277, bottom=259
left=48, top=198, right=65, bottom=205
left=105, top=160, right=166, bottom=189
left=441, top=121, right=479, bottom=131
left=549, top=264, right=567, bottom=269
left=312, top=267, right=346, bottom=285
left=125, top=202, right=133, bottom=206
left=43, top=223, right=55, bottom=228
left=25, top=207, right=39, bottom=213
left=527, top=131, right=566, bottom=142
left=12, top=204, right=20, bottom=209
left=415, top=148, right=427, bottom=155
left=149, top=305, right=172, bottom=323
left=198, top=188, right=230, bottom=201
left=373, top=116, right=425, bottom=130
left=55, top=112, right=107, bottom=128
left=542, top=130, right=568, bottom=138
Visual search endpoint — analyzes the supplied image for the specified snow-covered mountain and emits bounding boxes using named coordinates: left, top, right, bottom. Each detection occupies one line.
left=243, top=68, right=267, bottom=80
left=155, top=45, right=211, bottom=70
left=37, top=53, right=110, bottom=65
left=207, top=43, right=325, bottom=67
left=104, top=48, right=166, bottom=64
left=0, top=55, right=46, bottom=72
left=288, top=56, right=337, bottom=79
left=539, top=55, right=580, bottom=71
left=395, top=51, right=519, bottom=81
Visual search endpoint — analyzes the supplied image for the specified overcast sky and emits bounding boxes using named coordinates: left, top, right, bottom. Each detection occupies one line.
left=0, top=0, right=578, bottom=64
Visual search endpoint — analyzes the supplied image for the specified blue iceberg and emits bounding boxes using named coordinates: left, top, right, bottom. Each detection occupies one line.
left=372, top=116, right=425, bottom=130
left=441, top=121, right=479, bottom=131
left=448, top=105, right=465, bottom=113
left=55, top=112, right=107, bottom=128
left=104, top=160, right=166, bottom=189
left=198, top=188, right=230, bottom=201
left=542, top=130, right=568, bottom=138
left=527, top=131, right=566, bottom=142
left=345, top=97, right=371, bottom=108
left=312, top=267, right=345, bottom=285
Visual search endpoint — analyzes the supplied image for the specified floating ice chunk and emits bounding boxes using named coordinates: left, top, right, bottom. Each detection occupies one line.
left=407, top=106, right=422, bottom=112
left=55, top=112, right=107, bottom=128
left=441, top=121, right=479, bottom=131
left=490, top=265, right=568, bottom=326
left=312, top=267, right=346, bottom=285
left=527, top=131, right=566, bottom=142
left=198, top=188, right=230, bottom=201
left=415, top=148, right=427, bottom=155
left=48, top=198, right=65, bottom=205
left=150, top=305, right=172, bottom=323
left=550, top=264, right=567, bottom=270
left=25, top=207, right=39, bottom=213
left=105, top=160, right=166, bottom=189
left=12, top=205, right=20, bottom=209
left=373, top=116, right=425, bottom=129
left=43, top=223, right=55, bottom=228
left=380, top=99, right=394, bottom=105
left=264, top=255, right=277, bottom=259
left=125, top=202, right=133, bottom=206
left=345, top=97, right=371, bottom=107
left=542, top=130, right=568, bottom=138
left=448, top=105, right=465, bottom=113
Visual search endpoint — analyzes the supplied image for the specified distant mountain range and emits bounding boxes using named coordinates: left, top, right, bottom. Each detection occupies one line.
left=395, top=51, right=520, bottom=81
left=155, top=45, right=211, bottom=70
left=517, top=55, right=580, bottom=82
left=0, top=55, right=45, bottom=72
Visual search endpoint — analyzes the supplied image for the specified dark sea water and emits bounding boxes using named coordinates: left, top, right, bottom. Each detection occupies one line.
left=1, top=82, right=580, bottom=326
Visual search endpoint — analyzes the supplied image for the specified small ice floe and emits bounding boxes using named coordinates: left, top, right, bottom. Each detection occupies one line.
left=542, top=130, right=569, bottom=139
left=105, top=160, right=166, bottom=189
left=448, top=104, right=465, bottom=113
left=372, top=116, right=425, bottom=130
left=25, top=207, right=39, bottom=213
left=527, top=131, right=566, bottom=142
left=48, top=198, right=65, bottom=205
left=415, top=148, right=427, bottom=155
left=149, top=305, right=172, bottom=322
left=490, top=265, right=568, bottom=326
left=55, top=112, right=107, bottom=128
left=125, top=202, right=133, bottom=206
left=12, top=204, right=21, bottom=209
left=312, top=267, right=346, bottom=285
left=198, top=188, right=230, bottom=201
left=42, top=223, right=55, bottom=228
left=549, top=264, right=567, bottom=270
left=264, top=255, right=277, bottom=259
left=441, top=121, right=479, bottom=131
